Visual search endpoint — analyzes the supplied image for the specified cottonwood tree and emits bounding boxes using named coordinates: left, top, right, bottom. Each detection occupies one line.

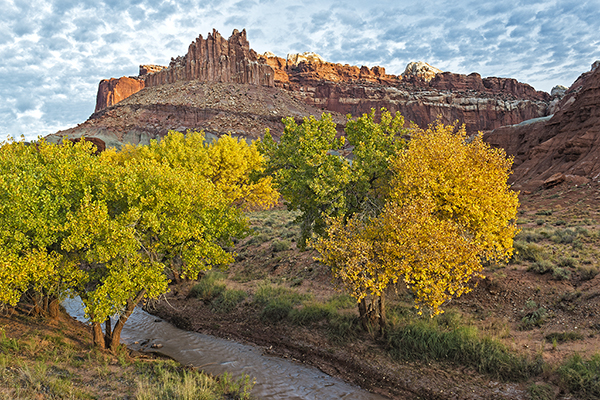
left=0, top=131, right=277, bottom=351
left=259, top=109, right=406, bottom=248
left=315, top=121, right=519, bottom=330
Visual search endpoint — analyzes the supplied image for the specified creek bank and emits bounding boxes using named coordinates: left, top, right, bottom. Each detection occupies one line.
left=149, top=281, right=530, bottom=400
left=63, top=297, right=390, bottom=400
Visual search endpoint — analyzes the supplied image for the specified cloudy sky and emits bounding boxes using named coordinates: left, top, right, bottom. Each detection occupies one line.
left=2, top=0, right=599, bottom=140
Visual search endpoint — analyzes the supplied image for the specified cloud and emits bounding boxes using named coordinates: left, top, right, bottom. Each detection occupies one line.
left=1, top=0, right=599, bottom=140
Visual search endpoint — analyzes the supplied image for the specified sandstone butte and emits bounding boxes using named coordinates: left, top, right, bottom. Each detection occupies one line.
left=51, top=29, right=599, bottom=189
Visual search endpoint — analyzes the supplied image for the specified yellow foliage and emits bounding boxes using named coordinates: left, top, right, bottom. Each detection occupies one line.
left=316, top=120, right=519, bottom=315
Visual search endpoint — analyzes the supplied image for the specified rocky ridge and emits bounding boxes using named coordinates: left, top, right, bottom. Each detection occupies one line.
left=484, top=61, right=600, bottom=189
left=57, top=29, right=585, bottom=189
left=81, top=29, right=553, bottom=146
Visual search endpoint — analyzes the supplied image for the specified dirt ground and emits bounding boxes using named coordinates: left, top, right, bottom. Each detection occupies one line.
left=146, top=180, right=600, bottom=400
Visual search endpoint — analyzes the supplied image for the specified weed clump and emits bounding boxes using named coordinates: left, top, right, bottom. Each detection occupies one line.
left=558, top=353, right=600, bottom=399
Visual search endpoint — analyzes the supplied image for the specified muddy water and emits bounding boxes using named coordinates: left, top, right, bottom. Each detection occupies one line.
left=63, top=298, right=388, bottom=400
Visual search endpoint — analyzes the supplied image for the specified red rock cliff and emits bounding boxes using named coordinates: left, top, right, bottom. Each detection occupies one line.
left=144, top=29, right=274, bottom=88
left=484, top=62, right=600, bottom=188
left=95, top=77, right=145, bottom=112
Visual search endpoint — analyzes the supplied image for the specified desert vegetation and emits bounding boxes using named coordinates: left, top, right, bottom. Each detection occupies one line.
left=2, top=110, right=600, bottom=399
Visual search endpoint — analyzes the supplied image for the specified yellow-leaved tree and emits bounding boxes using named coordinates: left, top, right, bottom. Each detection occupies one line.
left=315, top=121, right=519, bottom=330
left=0, top=131, right=277, bottom=352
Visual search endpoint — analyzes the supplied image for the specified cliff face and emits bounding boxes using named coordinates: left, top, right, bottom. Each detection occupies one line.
left=90, top=29, right=551, bottom=134
left=95, top=77, right=145, bottom=112
left=71, top=29, right=554, bottom=156
left=484, top=62, right=600, bottom=189
left=143, top=29, right=274, bottom=88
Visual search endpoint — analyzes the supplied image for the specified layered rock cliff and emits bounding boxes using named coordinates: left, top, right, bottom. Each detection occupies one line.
left=144, top=29, right=274, bottom=88
left=59, top=29, right=554, bottom=156
left=95, top=77, right=145, bottom=112
left=484, top=62, right=600, bottom=189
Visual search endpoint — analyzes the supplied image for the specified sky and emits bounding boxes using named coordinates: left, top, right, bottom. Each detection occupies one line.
left=1, top=0, right=599, bottom=140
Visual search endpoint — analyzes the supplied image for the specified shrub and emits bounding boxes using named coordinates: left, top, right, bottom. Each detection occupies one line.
left=558, top=353, right=600, bottom=399
left=552, top=267, right=571, bottom=281
left=271, top=240, right=291, bottom=252
left=551, top=228, right=576, bottom=244
left=535, top=210, right=553, bottom=216
left=557, top=256, right=578, bottom=268
left=511, top=241, right=546, bottom=263
left=520, top=308, right=547, bottom=330
left=190, top=271, right=226, bottom=301
left=528, top=260, right=554, bottom=274
left=578, top=266, right=599, bottom=281
left=545, top=332, right=584, bottom=344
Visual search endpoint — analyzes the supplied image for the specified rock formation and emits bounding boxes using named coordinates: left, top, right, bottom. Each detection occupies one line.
left=402, top=61, right=443, bottom=82
left=95, top=77, right=145, bottom=112
left=60, top=28, right=558, bottom=164
left=484, top=61, right=600, bottom=189
left=143, top=29, right=274, bottom=88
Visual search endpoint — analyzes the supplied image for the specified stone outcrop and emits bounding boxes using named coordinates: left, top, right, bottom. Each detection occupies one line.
left=95, top=77, right=145, bottom=112
left=402, top=61, right=442, bottom=83
left=143, top=29, right=274, bottom=88
left=484, top=61, right=600, bottom=189
left=92, top=29, right=551, bottom=135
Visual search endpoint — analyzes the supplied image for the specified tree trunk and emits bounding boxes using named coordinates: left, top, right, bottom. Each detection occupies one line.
left=109, top=290, right=146, bottom=352
left=358, top=298, right=368, bottom=330
left=378, top=292, right=387, bottom=334
left=92, top=322, right=106, bottom=350
left=105, top=317, right=112, bottom=345
left=48, top=297, right=60, bottom=319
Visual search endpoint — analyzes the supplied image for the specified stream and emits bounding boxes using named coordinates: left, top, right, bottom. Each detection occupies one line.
left=63, top=298, right=389, bottom=400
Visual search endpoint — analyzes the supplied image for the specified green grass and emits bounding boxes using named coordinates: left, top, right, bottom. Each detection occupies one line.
left=190, top=271, right=227, bottom=302
left=558, top=353, right=600, bottom=399
left=253, top=283, right=311, bottom=322
left=385, top=313, right=543, bottom=380
left=135, top=363, right=254, bottom=400
left=211, top=289, right=247, bottom=313
left=545, top=332, right=584, bottom=344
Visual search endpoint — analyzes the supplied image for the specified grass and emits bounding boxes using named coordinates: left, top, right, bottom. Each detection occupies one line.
left=135, top=363, right=254, bottom=400
left=385, top=311, right=543, bottom=380
left=558, top=353, right=600, bottom=399
left=253, top=282, right=311, bottom=322
left=0, top=324, right=255, bottom=400
left=190, top=271, right=227, bottom=302
left=191, top=271, right=248, bottom=313
left=545, top=331, right=585, bottom=343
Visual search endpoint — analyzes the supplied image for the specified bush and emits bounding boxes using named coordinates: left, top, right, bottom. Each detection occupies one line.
left=190, top=271, right=226, bottom=301
left=520, top=308, right=547, bottom=330
left=535, top=210, right=553, bottom=216
left=545, top=332, right=584, bottom=344
left=528, top=260, right=554, bottom=274
left=558, top=353, right=600, bottom=399
left=557, top=256, right=578, bottom=268
left=551, top=228, right=576, bottom=244
left=271, top=240, right=291, bottom=252
left=511, top=241, right=546, bottom=263
left=552, top=267, right=571, bottom=281
left=578, top=266, right=599, bottom=281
